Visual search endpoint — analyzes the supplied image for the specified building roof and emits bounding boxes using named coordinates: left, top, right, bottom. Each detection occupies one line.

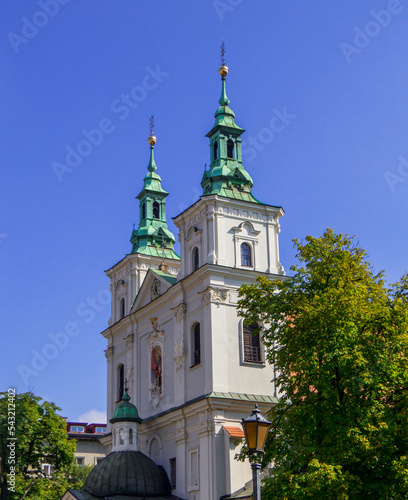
left=74, top=451, right=183, bottom=499
left=143, top=391, right=277, bottom=423
left=67, top=491, right=183, bottom=500
left=110, top=389, right=142, bottom=424
left=224, top=426, right=245, bottom=439
left=152, top=269, right=178, bottom=285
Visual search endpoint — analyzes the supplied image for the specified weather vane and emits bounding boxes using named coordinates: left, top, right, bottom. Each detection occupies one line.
left=221, top=40, right=226, bottom=66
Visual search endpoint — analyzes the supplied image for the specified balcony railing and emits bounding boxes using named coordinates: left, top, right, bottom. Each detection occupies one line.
left=244, top=346, right=262, bottom=363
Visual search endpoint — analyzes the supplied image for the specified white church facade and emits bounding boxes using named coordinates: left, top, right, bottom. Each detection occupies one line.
left=99, top=62, right=285, bottom=500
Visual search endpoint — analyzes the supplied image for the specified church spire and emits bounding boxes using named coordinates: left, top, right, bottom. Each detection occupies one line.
left=201, top=48, right=260, bottom=203
left=218, top=41, right=230, bottom=106
left=130, top=119, right=180, bottom=260
left=147, top=115, right=157, bottom=172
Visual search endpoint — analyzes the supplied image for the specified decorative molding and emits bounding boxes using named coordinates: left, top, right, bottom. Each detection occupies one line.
left=173, top=335, right=184, bottom=376
left=147, top=318, right=164, bottom=344
left=232, top=221, right=261, bottom=237
left=171, top=303, right=187, bottom=321
left=114, top=279, right=127, bottom=291
left=185, top=226, right=202, bottom=242
left=104, top=346, right=114, bottom=361
left=124, top=333, right=134, bottom=349
left=199, top=286, right=229, bottom=308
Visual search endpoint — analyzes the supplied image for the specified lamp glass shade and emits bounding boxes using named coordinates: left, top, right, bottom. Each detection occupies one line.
left=241, top=405, right=271, bottom=453
left=257, top=421, right=269, bottom=451
left=244, top=420, right=259, bottom=451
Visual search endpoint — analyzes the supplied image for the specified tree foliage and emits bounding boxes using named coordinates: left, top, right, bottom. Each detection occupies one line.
left=238, top=229, right=408, bottom=499
left=0, top=391, right=76, bottom=500
left=13, top=463, right=93, bottom=500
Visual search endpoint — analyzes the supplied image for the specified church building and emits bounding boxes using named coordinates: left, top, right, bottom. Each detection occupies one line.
left=75, top=61, right=285, bottom=500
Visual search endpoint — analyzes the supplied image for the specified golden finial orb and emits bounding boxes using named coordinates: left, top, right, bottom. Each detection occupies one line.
left=218, top=64, right=229, bottom=77
left=148, top=134, right=157, bottom=146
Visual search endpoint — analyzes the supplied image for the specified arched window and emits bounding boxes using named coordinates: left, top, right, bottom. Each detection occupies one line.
left=243, top=322, right=262, bottom=363
left=119, top=428, right=124, bottom=445
left=113, top=430, right=116, bottom=446
left=241, top=242, right=252, bottom=267
left=191, top=323, right=201, bottom=367
left=153, top=201, right=160, bottom=219
left=142, top=202, right=146, bottom=220
left=120, top=297, right=125, bottom=319
left=213, top=141, right=218, bottom=160
left=117, top=364, right=124, bottom=401
left=227, top=139, right=234, bottom=158
left=192, top=247, right=199, bottom=271
left=129, top=428, right=133, bottom=445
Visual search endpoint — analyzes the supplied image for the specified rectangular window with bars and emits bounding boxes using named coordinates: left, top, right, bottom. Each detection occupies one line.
left=243, top=323, right=262, bottom=363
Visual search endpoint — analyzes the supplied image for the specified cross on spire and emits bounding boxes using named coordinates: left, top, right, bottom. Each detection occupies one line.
left=149, top=115, right=155, bottom=136
left=221, top=40, right=226, bottom=66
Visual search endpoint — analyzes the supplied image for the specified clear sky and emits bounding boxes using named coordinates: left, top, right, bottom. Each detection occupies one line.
left=1, top=1, right=407, bottom=422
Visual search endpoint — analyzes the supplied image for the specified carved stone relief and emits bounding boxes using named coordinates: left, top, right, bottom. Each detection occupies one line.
left=171, top=303, right=187, bottom=321
left=199, top=286, right=229, bottom=308
left=104, top=346, right=114, bottom=361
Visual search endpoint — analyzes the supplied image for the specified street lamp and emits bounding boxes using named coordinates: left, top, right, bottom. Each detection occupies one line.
left=241, top=405, right=271, bottom=500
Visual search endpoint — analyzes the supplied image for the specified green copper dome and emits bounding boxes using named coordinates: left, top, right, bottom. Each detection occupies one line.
left=130, top=130, right=180, bottom=260
left=201, top=64, right=261, bottom=204
left=110, top=389, right=142, bottom=424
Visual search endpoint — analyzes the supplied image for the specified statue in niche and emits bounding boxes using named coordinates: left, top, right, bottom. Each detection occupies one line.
left=151, top=345, right=162, bottom=394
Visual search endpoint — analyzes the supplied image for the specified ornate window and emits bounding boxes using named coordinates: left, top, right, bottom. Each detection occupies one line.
left=192, top=246, right=199, bottom=271
left=117, top=364, right=124, bottom=401
left=214, top=140, right=218, bottom=160
left=227, top=139, right=234, bottom=158
left=241, top=242, right=252, bottom=267
left=243, top=322, right=262, bottom=363
left=119, top=428, right=124, bottom=445
left=153, top=201, right=160, bottom=219
left=120, top=297, right=125, bottom=319
left=191, top=323, right=201, bottom=367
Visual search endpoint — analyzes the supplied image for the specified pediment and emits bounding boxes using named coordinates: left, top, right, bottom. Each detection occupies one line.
left=131, top=268, right=176, bottom=312
left=231, top=221, right=261, bottom=237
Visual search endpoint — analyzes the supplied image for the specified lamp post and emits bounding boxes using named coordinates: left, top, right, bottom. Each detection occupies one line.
left=241, top=405, right=271, bottom=500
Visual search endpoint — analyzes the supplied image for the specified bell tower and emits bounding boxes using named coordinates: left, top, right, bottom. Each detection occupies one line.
left=105, top=120, right=180, bottom=326
left=201, top=51, right=258, bottom=203
left=175, top=55, right=284, bottom=276
left=130, top=117, right=179, bottom=259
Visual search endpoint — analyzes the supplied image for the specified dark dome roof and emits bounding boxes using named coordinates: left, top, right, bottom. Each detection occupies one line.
left=83, top=451, right=171, bottom=497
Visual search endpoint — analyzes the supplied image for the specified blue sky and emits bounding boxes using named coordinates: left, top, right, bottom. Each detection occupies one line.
left=1, top=1, right=407, bottom=422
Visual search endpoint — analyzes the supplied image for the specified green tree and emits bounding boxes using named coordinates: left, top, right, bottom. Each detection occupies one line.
left=0, top=391, right=76, bottom=500
left=238, top=229, right=408, bottom=499
left=13, top=463, right=93, bottom=500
